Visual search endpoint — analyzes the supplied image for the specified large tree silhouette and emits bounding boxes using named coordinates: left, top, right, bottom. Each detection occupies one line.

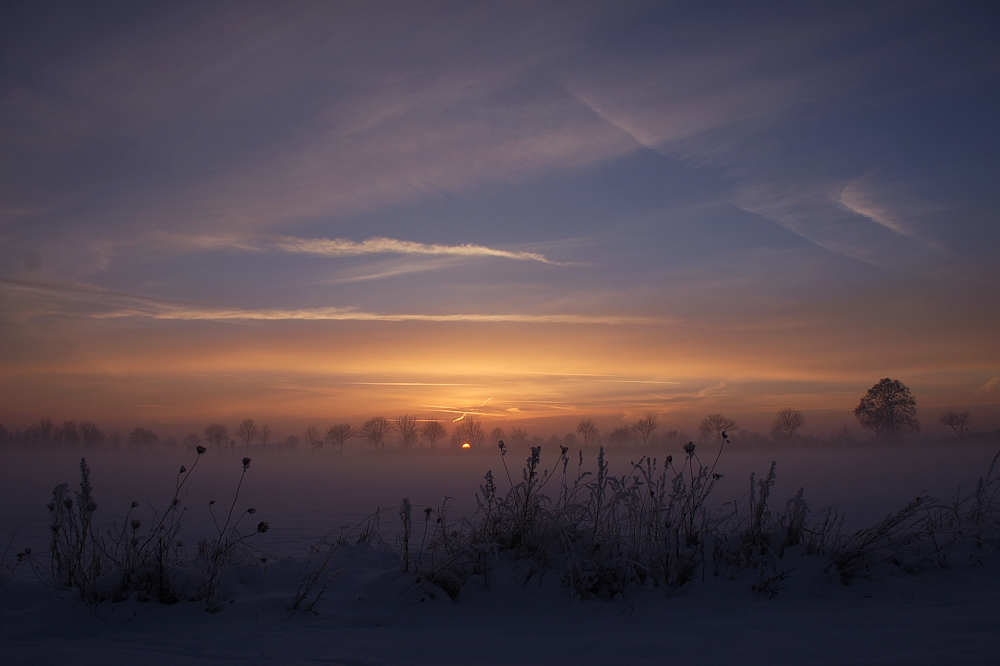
left=420, top=420, right=447, bottom=448
left=772, top=408, right=805, bottom=442
left=631, top=412, right=659, bottom=447
left=361, top=416, right=391, bottom=450
left=577, top=418, right=598, bottom=446
left=854, top=378, right=920, bottom=442
left=700, top=414, right=737, bottom=441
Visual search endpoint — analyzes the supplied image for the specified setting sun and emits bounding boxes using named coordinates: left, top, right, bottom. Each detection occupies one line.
left=461, top=443, right=471, bottom=449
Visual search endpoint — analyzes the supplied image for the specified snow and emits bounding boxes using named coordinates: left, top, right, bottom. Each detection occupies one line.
left=3, top=441, right=1000, bottom=664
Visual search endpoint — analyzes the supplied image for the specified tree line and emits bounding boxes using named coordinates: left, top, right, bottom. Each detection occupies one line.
left=0, top=379, right=982, bottom=451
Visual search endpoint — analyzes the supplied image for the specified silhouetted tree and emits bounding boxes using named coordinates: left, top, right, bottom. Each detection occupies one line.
left=939, top=410, right=971, bottom=440
left=577, top=418, right=598, bottom=446
left=489, top=427, right=505, bottom=445
left=854, top=378, right=920, bottom=442
left=325, top=423, right=355, bottom=453
left=632, top=412, right=659, bottom=447
left=204, top=423, right=229, bottom=453
left=772, top=408, right=805, bottom=442
left=420, top=420, right=447, bottom=448
left=508, top=427, right=528, bottom=445
left=25, top=418, right=55, bottom=446
left=360, top=416, right=391, bottom=450
left=394, top=414, right=420, bottom=449
left=455, top=417, right=486, bottom=447
left=127, top=427, right=158, bottom=450
left=304, top=425, right=322, bottom=452
left=608, top=426, right=633, bottom=447
left=79, top=421, right=104, bottom=448
left=259, top=424, right=272, bottom=455
left=237, top=419, right=259, bottom=454
left=700, top=413, right=738, bottom=441
left=57, top=420, right=80, bottom=448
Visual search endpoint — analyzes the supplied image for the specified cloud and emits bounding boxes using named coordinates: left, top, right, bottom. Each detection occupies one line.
left=159, top=233, right=560, bottom=265
left=95, top=304, right=670, bottom=326
left=838, top=181, right=912, bottom=238
left=983, top=377, right=1000, bottom=393
left=0, top=276, right=673, bottom=326
left=271, top=236, right=559, bottom=264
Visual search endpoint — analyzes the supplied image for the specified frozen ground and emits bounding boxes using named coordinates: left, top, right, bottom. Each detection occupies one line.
left=2, top=440, right=1000, bottom=664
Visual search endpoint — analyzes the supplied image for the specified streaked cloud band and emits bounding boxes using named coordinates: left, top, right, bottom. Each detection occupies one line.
left=96, top=306, right=668, bottom=325
left=165, top=234, right=558, bottom=264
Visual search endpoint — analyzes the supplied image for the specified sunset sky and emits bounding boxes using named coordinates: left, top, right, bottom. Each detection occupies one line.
left=1, top=1, right=998, bottom=436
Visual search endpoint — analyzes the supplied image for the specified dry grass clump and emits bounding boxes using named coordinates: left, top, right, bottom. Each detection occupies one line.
left=393, top=439, right=1000, bottom=600
left=42, top=450, right=269, bottom=609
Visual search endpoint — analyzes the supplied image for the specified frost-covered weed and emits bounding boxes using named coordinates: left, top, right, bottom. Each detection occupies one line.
left=403, top=439, right=1000, bottom=599
left=43, top=450, right=268, bottom=608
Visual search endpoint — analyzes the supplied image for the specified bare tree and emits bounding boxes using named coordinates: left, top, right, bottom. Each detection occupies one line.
left=127, top=427, right=158, bottom=450
left=420, top=420, right=447, bottom=448
left=772, top=408, right=805, bottom=442
left=455, top=417, right=486, bottom=447
left=237, top=419, right=259, bottom=454
left=700, top=414, right=738, bottom=441
left=576, top=418, right=598, bottom=446
left=79, top=421, right=104, bottom=448
left=325, top=423, right=355, bottom=453
left=631, top=412, right=659, bottom=447
left=360, top=416, right=391, bottom=450
left=204, top=423, right=230, bottom=453
left=608, top=426, right=633, bottom=447
left=508, top=427, right=528, bottom=445
left=939, top=410, right=971, bottom=440
left=855, top=378, right=920, bottom=442
left=259, top=424, right=271, bottom=455
left=489, top=427, right=505, bottom=445
left=394, top=415, right=420, bottom=449
left=304, top=425, right=323, bottom=452
left=57, top=420, right=80, bottom=448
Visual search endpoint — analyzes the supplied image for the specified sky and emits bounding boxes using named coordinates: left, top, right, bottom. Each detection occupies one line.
left=1, top=1, right=998, bottom=437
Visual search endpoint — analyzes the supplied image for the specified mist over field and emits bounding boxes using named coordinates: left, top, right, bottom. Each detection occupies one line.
left=3, top=1, right=1000, bottom=663
left=5, top=435, right=999, bottom=555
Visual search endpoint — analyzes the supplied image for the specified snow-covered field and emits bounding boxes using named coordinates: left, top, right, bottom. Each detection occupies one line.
left=3, top=441, right=1000, bottom=665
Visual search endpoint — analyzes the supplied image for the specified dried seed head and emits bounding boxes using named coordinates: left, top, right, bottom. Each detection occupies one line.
left=179, top=466, right=186, bottom=474
left=196, top=445, right=206, bottom=455
left=64, top=498, right=73, bottom=509
left=209, top=500, right=215, bottom=505
left=242, top=457, right=251, bottom=470
left=131, top=519, right=141, bottom=530
left=256, top=521, right=269, bottom=533
left=247, top=507, right=256, bottom=514
left=684, top=442, right=696, bottom=455
left=131, top=501, right=139, bottom=508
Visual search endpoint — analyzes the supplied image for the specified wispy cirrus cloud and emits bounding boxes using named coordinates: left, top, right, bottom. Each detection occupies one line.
left=270, top=236, right=559, bottom=264
left=96, top=305, right=667, bottom=326
left=0, top=277, right=668, bottom=326
left=159, top=233, right=560, bottom=265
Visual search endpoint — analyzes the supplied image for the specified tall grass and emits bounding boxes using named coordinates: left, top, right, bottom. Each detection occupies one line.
left=30, top=436, right=1000, bottom=611
left=42, top=448, right=269, bottom=607
left=389, top=438, right=1000, bottom=600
